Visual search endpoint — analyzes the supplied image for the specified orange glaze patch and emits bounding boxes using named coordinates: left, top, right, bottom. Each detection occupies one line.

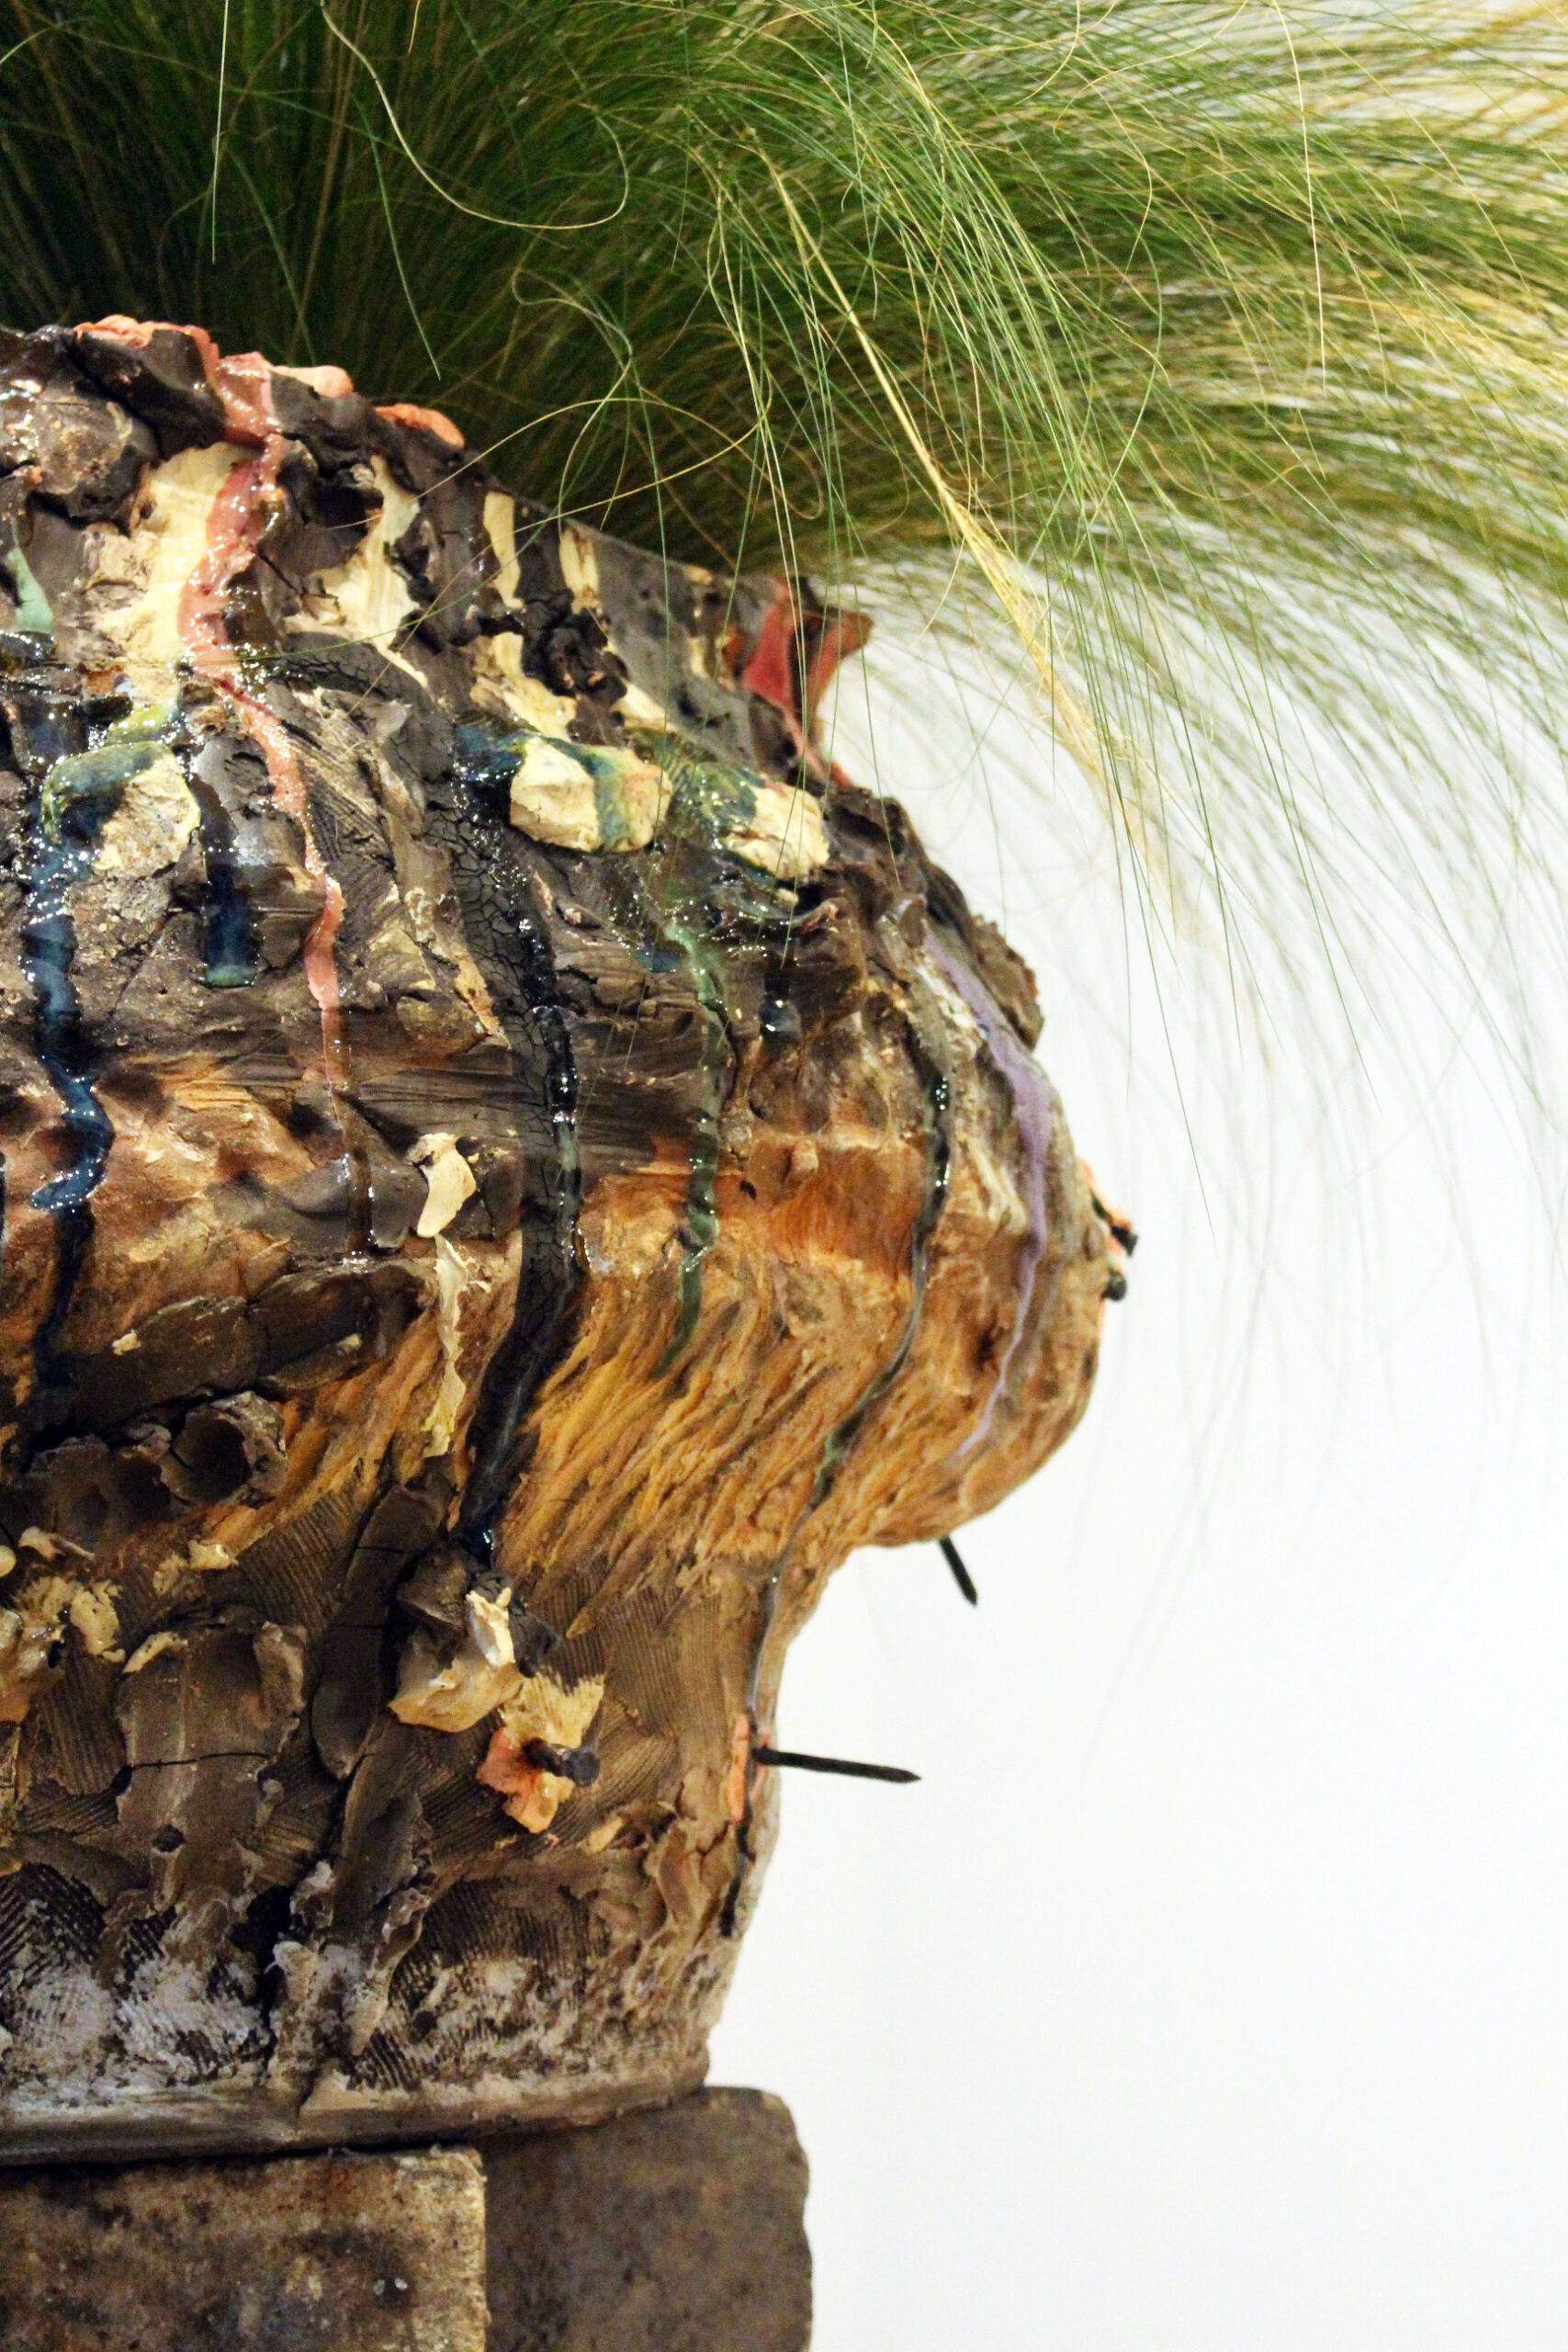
left=276, top=362, right=355, bottom=401
left=376, top=401, right=463, bottom=448
left=81, top=312, right=156, bottom=344
left=756, top=1149, right=921, bottom=1286
left=478, top=1724, right=554, bottom=1834
left=725, top=1712, right=752, bottom=1823
left=478, top=1723, right=536, bottom=1799
left=207, top=348, right=277, bottom=447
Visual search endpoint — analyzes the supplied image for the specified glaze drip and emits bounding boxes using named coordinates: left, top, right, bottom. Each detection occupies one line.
left=926, top=934, right=1058, bottom=1455
left=448, top=730, right=584, bottom=1548
left=186, top=768, right=262, bottom=989
left=807, top=1037, right=951, bottom=1512
left=26, top=707, right=178, bottom=1216
left=654, top=914, right=728, bottom=1376
left=24, top=899, right=111, bottom=1215
left=177, top=446, right=347, bottom=1063
left=163, top=415, right=365, bottom=1239
left=724, top=984, right=954, bottom=1929
left=20, top=707, right=178, bottom=1405
left=4, top=529, right=52, bottom=640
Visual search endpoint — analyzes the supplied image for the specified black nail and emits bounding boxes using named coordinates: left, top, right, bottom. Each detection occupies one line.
left=751, top=1746, right=919, bottom=1785
left=939, top=1535, right=978, bottom=1604
left=523, top=1738, right=601, bottom=1786
left=1090, top=1190, right=1138, bottom=1254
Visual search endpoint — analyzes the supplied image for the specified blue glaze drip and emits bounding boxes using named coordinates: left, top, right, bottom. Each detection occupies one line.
left=23, top=824, right=113, bottom=1415
left=453, top=721, right=521, bottom=799
left=194, top=797, right=261, bottom=989
left=24, top=896, right=115, bottom=1213
left=23, top=707, right=178, bottom=1218
left=449, top=721, right=583, bottom=1546
left=203, top=890, right=262, bottom=988
left=185, top=742, right=264, bottom=989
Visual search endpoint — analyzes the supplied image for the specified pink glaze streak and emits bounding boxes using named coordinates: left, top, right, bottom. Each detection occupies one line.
left=98, top=320, right=353, bottom=1083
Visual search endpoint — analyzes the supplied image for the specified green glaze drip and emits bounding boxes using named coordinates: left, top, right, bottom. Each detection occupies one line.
left=655, top=915, right=728, bottom=1375
left=7, top=529, right=53, bottom=638
left=39, top=703, right=178, bottom=843
left=639, top=738, right=829, bottom=1370
left=658, top=741, right=765, bottom=845
left=583, top=749, right=639, bottom=850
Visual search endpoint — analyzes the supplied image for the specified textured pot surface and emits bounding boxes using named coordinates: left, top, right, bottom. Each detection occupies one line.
left=0, top=322, right=1116, bottom=2157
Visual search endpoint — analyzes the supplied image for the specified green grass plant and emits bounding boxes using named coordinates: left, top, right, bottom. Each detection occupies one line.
left=3, top=0, right=1567, bottom=1068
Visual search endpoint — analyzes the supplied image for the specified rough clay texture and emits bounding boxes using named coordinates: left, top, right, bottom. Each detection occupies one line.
left=0, top=322, right=1119, bottom=2158
left=485, top=2089, right=810, bottom=2352
left=0, top=2143, right=488, bottom=2350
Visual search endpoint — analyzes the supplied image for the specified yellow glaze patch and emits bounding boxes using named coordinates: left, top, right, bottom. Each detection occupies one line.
left=390, top=1626, right=519, bottom=1734
left=483, top=491, right=522, bottom=607
left=293, top=456, right=422, bottom=654
left=424, top=1233, right=472, bottom=1460
left=497, top=1669, right=604, bottom=1755
left=412, top=1135, right=478, bottom=1240
left=124, top=1628, right=188, bottom=1676
left=718, top=778, right=829, bottom=882
left=555, top=518, right=671, bottom=729
left=466, top=632, right=578, bottom=735
left=508, top=734, right=670, bottom=855
left=89, top=443, right=243, bottom=665
left=557, top=521, right=603, bottom=617
left=0, top=1575, right=121, bottom=1721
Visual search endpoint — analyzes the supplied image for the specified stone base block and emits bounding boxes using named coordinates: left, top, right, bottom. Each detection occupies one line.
left=0, top=2089, right=810, bottom=2351
left=486, top=2089, right=811, bottom=2352
left=0, top=2144, right=488, bottom=2351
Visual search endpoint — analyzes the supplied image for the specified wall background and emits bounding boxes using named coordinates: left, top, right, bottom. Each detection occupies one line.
left=709, top=628, right=1568, bottom=2352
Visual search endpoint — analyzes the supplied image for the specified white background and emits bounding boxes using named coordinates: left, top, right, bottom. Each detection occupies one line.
left=709, top=631, right=1568, bottom=2351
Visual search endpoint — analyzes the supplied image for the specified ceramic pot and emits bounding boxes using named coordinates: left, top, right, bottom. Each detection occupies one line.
left=0, top=322, right=1116, bottom=2158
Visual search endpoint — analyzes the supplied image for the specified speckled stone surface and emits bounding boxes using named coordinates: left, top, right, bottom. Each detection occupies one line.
left=0, top=2090, right=809, bottom=2349
left=485, top=2088, right=810, bottom=2352
left=0, top=2143, right=488, bottom=2350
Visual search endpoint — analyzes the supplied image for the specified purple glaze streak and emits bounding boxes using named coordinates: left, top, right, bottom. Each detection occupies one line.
left=927, top=933, right=1059, bottom=1460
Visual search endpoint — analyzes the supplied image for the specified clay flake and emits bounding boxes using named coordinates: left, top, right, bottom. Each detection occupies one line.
left=0, top=322, right=1121, bottom=2160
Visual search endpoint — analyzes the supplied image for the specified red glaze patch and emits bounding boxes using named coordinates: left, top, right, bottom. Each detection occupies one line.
left=741, top=582, right=872, bottom=784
